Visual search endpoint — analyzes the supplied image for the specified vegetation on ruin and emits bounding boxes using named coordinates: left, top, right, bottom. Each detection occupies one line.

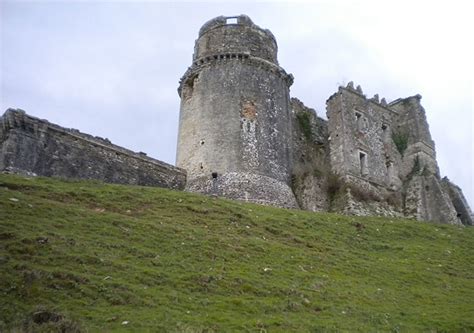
left=1, top=174, right=473, bottom=332
left=392, top=129, right=409, bottom=156
left=296, top=111, right=313, bottom=140
left=325, top=171, right=344, bottom=204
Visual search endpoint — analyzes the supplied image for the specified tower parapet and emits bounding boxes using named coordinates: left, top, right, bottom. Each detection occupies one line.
left=194, top=15, right=278, bottom=64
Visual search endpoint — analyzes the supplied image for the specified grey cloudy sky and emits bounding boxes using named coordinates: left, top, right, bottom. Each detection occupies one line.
left=1, top=0, right=473, bottom=208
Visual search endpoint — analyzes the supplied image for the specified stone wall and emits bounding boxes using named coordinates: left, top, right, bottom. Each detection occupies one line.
left=441, top=177, right=474, bottom=226
left=290, top=98, right=329, bottom=211
left=195, top=15, right=278, bottom=64
left=389, top=95, right=439, bottom=179
left=326, top=83, right=402, bottom=189
left=0, top=109, right=186, bottom=189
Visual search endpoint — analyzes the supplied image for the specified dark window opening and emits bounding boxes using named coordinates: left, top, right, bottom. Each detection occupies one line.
left=200, top=140, right=205, bottom=145
left=212, top=172, right=218, bottom=179
left=355, top=111, right=365, bottom=132
left=359, top=151, right=368, bottom=176
left=382, top=124, right=388, bottom=131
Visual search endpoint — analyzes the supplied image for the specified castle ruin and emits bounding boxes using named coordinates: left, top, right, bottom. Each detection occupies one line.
left=1, top=15, right=472, bottom=226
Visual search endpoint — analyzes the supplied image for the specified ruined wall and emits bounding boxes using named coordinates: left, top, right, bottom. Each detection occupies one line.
left=441, top=177, right=474, bottom=226
left=290, top=98, right=330, bottom=211
left=0, top=109, right=186, bottom=189
left=389, top=95, right=439, bottom=179
left=176, top=15, right=297, bottom=208
left=404, top=175, right=459, bottom=224
left=326, top=83, right=401, bottom=189
left=323, top=82, right=463, bottom=224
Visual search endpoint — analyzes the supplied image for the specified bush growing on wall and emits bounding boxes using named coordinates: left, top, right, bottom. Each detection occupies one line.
left=392, top=129, right=409, bottom=156
left=296, top=112, right=312, bottom=140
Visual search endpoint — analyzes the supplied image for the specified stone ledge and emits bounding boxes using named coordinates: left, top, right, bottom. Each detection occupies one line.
left=178, top=53, right=293, bottom=96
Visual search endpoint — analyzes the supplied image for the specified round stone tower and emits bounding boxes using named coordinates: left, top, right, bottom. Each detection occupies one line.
left=176, top=15, right=297, bottom=208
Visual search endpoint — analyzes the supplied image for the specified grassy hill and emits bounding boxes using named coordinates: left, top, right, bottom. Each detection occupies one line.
left=0, top=173, right=473, bottom=332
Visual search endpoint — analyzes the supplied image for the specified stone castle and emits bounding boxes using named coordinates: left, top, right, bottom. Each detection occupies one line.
left=1, top=15, right=472, bottom=226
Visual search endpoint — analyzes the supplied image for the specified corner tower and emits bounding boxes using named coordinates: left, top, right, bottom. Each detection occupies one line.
left=176, top=15, right=297, bottom=208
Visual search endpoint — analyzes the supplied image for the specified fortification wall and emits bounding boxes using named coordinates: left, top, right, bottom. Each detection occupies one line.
left=0, top=109, right=186, bottom=189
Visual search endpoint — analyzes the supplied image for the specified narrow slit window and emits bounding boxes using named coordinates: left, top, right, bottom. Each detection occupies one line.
left=382, top=124, right=390, bottom=143
left=359, top=151, right=368, bottom=176
left=355, top=111, right=363, bottom=132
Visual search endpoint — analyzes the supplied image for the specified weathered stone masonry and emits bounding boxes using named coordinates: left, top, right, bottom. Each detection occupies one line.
left=0, top=109, right=185, bottom=189
left=176, top=15, right=472, bottom=225
left=176, top=15, right=297, bottom=208
left=322, top=83, right=468, bottom=225
left=1, top=15, right=472, bottom=226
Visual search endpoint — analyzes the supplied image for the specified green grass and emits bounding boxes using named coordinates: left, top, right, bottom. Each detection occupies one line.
left=0, top=173, right=473, bottom=332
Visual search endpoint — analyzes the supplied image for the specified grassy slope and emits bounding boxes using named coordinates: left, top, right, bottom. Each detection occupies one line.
left=0, top=173, right=473, bottom=332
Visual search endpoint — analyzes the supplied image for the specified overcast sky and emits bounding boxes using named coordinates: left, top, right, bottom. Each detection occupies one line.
left=1, top=1, right=472, bottom=208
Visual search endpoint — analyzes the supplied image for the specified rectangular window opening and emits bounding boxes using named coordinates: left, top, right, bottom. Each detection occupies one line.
left=226, top=17, right=238, bottom=24
left=355, top=111, right=364, bottom=132
left=359, top=151, right=368, bottom=176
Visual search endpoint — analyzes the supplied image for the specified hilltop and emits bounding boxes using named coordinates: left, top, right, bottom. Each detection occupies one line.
left=0, top=174, right=473, bottom=332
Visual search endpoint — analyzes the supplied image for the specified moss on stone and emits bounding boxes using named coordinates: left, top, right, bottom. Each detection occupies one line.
left=296, top=112, right=312, bottom=140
